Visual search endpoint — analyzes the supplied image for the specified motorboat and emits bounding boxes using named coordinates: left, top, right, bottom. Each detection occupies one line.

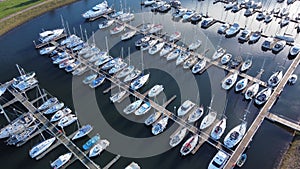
left=280, top=7, right=289, bottom=17
left=99, top=19, right=114, bottom=29
left=124, top=69, right=142, bottom=83
left=38, top=97, right=58, bottom=111
left=182, top=10, right=196, bottom=21
left=249, top=31, right=261, bottom=43
left=94, top=56, right=113, bottom=67
left=288, top=74, right=298, bottom=85
left=149, top=41, right=165, bottom=55
left=156, top=3, right=171, bottom=13
left=50, top=107, right=72, bottom=122
left=65, top=61, right=81, bottom=73
left=212, top=48, right=226, bottom=60
left=262, top=37, right=275, bottom=50
left=143, top=0, right=156, bottom=6
left=72, top=65, right=88, bottom=76
left=169, top=0, right=181, bottom=8
left=172, top=8, right=187, bottom=18
left=151, top=1, right=166, bottom=12
left=83, top=73, right=98, bottom=84
left=208, top=150, right=229, bottom=169
left=240, top=59, right=252, bottom=72
left=66, top=39, right=84, bottom=49
left=160, top=43, right=174, bottom=57
left=177, top=100, right=195, bottom=116
left=39, top=46, right=56, bottom=55
left=245, top=83, right=259, bottom=100
left=144, top=111, right=162, bottom=126
left=110, top=10, right=124, bottom=18
left=244, top=8, right=254, bottom=17
left=123, top=100, right=143, bottom=115
left=39, top=29, right=64, bottom=43
left=152, top=116, right=168, bottom=135
left=135, top=36, right=151, bottom=47
left=110, top=90, right=126, bottom=103
left=176, top=51, right=191, bottom=65
left=201, top=17, right=214, bottom=29
left=289, top=45, right=300, bottom=56
left=60, top=34, right=79, bottom=46
left=116, top=65, right=135, bottom=79
left=149, top=24, right=163, bottom=34
left=225, top=23, right=240, bottom=37
left=217, top=23, right=230, bottom=34
left=238, top=29, right=251, bottom=42
left=187, top=106, right=204, bottom=123
left=268, top=71, right=283, bottom=87
left=7, top=124, right=39, bottom=146
left=140, top=39, right=158, bottom=51
left=190, top=13, right=202, bottom=23
left=89, top=51, right=108, bottom=63
left=58, top=114, right=77, bottom=128
left=82, top=134, right=100, bottom=151
left=255, top=87, right=272, bottom=105
left=125, top=162, right=140, bottom=169
left=169, top=128, right=187, bottom=147
left=72, top=124, right=93, bottom=140
left=166, top=49, right=181, bottom=61
left=237, top=153, right=247, bottom=167
left=13, top=78, right=38, bottom=92
left=82, top=2, right=110, bottom=19
left=43, top=102, right=64, bottom=115
left=280, top=17, right=290, bottom=27
left=82, top=47, right=100, bottom=59
left=121, top=30, right=137, bottom=41
left=130, top=73, right=150, bottom=90
left=275, top=33, right=294, bottom=43
left=92, top=1, right=109, bottom=10
left=235, top=78, right=248, bottom=92
left=183, top=56, right=198, bottom=69
left=256, top=12, right=265, bottom=21
left=148, top=84, right=164, bottom=97
left=231, top=4, right=240, bottom=12
left=210, top=118, right=227, bottom=140
left=180, top=134, right=199, bottom=156
left=200, top=110, right=217, bottom=130
left=89, top=75, right=106, bottom=88
left=89, top=139, right=110, bottom=157
left=192, top=59, right=206, bottom=74
left=139, top=23, right=154, bottom=33
left=135, top=102, right=151, bottom=116
left=108, top=62, right=127, bottom=74
left=50, top=152, right=72, bottom=169
left=188, top=40, right=202, bottom=51
left=12, top=72, right=36, bottom=88
left=110, top=24, right=125, bottom=35
left=221, top=72, right=239, bottom=90
left=272, top=40, right=286, bottom=53
left=264, top=14, right=273, bottom=23
left=220, top=53, right=232, bottom=65
left=29, top=137, right=56, bottom=158
left=224, top=2, right=236, bottom=10
left=224, top=122, right=247, bottom=148
left=59, top=58, right=75, bottom=69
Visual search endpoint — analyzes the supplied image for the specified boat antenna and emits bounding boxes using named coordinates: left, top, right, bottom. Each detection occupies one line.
left=85, top=29, right=89, bottom=45
left=128, top=47, right=131, bottom=65
left=80, top=25, right=84, bottom=41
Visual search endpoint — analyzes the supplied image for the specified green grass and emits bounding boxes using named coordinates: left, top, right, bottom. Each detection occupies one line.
left=0, top=0, right=46, bottom=19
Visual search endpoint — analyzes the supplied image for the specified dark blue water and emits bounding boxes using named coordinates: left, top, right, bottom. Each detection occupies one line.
left=0, top=0, right=299, bottom=168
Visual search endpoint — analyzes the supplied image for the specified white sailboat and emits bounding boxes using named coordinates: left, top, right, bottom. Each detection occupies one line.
left=169, top=128, right=187, bottom=147
left=255, top=87, right=272, bottom=105
left=148, top=85, right=164, bottom=97
left=180, top=134, right=198, bottom=156
left=212, top=47, right=226, bottom=60
left=244, top=83, right=259, bottom=100
left=29, top=137, right=56, bottom=158
left=267, top=71, right=283, bottom=87
left=210, top=118, right=227, bottom=140
left=221, top=72, right=239, bottom=90
left=151, top=116, right=169, bottom=135
left=200, top=96, right=217, bottom=130
left=235, top=78, right=248, bottom=92
left=223, top=122, right=247, bottom=148
left=187, top=106, right=204, bottom=123
left=192, top=59, right=206, bottom=74
left=123, top=100, right=143, bottom=115
left=177, top=100, right=195, bottom=116
left=50, top=152, right=72, bottom=169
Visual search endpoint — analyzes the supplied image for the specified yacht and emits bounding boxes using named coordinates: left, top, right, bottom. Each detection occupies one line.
left=255, top=87, right=272, bottom=105
left=169, top=31, right=181, bottom=42
left=89, top=139, right=110, bottom=157
left=149, top=24, right=163, bottom=34
left=94, top=56, right=113, bottom=67
left=220, top=53, right=232, bottom=65
left=7, top=124, right=39, bottom=146
left=244, top=8, right=254, bottom=17
left=99, top=19, right=114, bottom=29
left=43, top=102, right=64, bottom=115
left=144, top=0, right=156, bottom=6
left=160, top=44, right=174, bottom=57
left=169, top=128, right=187, bottom=147
left=201, top=17, right=214, bottom=29
left=82, top=47, right=100, bottom=59
left=148, top=85, right=164, bottom=97
left=151, top=116, right=169, bottom=135
left=182, top=10, right=196, bottom=21
left=238, top=29, right=251, bottom=42
left=235, top=78, right=248, bottom=92
left=58, top=114, right=77, bottom=128
left=272, top=40, right=286, bottom=53
left=139, top=23, right=154, bottom=33
left=177, top=100, right=195, bottom=116
left=256, top=12, right=265, bottom=21
left=72, top=124, right=93, bottom=140
left=110, top=10, right=124, bottom=18
left=59, top=59, right=75, bottom=69
left=29, top=137, right=56, bottom=158
left=130, top=73, right=150, bottom=90
left=217, top=23, right=230, bottom=34
left=134, top=102, right=151, bottom=116
left=83, top=134, right=100, bottom=151
left=187, top=106, right=204, bottom=123
left=225, top=23, right=240, bottom=37
left=38, top=97, right=58, bottom=111
left=110, top=90, right=126, bottom=103
left=121, top=30, right=137, bottom=41
left=50, top=152, right=72, bottom=169
left=39, top=29, right=64, bottom=43
left=72, top=65, right=88, bottom=76
left=289, top=45, right=300, bottom=56
left=82, top=73, right=98, bottom=84
left=249, top=31, right=261, bottom=43
left=116, top=66, right=135, bottom=79
left=245, top=83, right=260, bottom=100
left=212, top=48, right=226, bottom=60
left=208, top=150, right=229, bottom=169
left=65, top=61, right=81, bottom=73
left=240, top=59, right=252, bottom=72
left=108, top=62, right=127, bottom=74
left=118, top=13, right=135, bottom=22
left=192, top=59, right=206, bottom=74
left=180, top=134, right=199, bottom=156
left=89, top=75, right=106, bottom=88
left=190, top=13, right=202, bottom=23
left=210, top=118, right=227, bottom=140
left=183, top=56, right=198, bottom=69
left=200, top=110, right=217, bottom=130
left=262, top=37, right=275, bottom=50
left=149, top=41, right=165, bottom=55
left=110, top=24, right=125, bottom=35
left=176, top=51, right=191, bottom=65
left=267, top=71, right=283, bottom=87
left=123, top=100, right=143, bottom=115
left=264, top=14, right=273, bottom=23
left=39, top=46, right=56, bottom=55
left=124, top=70, right=142, bottom=83
left=140, top=39, right=158, bottom=51
left=172, top=8, right=187, bottom=18
left=221, top=72, right=239, bottom=90
left=280, top=17, right=290, bottom=27
left=288, top=74, right=298, bottom=85
left=144, top=111, right=162, bottom=126
left=188, top=40, right=202, bottom=51
left=50, top=107, right=72, bottom=122
left=166, top=49, right=181, bottom=61
left=82, top=2, right=110, bottom=19
left=125, top=162, right=140, bottom=169
left=224, top=122, right=247, bottom=148
left=156, top=3, right=171, bottom=13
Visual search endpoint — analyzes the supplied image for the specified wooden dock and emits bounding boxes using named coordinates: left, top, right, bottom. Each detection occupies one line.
left=103, top=155, right=121, bottom=169
left=224, top=52, right=300, bottom=169
left=266, top=113, right=300, bottom=132
left=34, top=34, right=67, bottom=49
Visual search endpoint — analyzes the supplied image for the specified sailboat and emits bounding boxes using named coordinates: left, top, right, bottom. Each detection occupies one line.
left=210, top=118, right=227, bottom=140
left=235, top=78, right=248, bottom=92
left=192, top=58, right=206, bottom=74
left=187, top=106, right=204, bottom=123
left=244, top=83, right=260, bottom=100
left=221, top=72, right=239, bottom=90
left=144, top=111, right=162, bottom=126
left=212, top=47, right=226, bottom=60
left=200, top=96, right=217, bottom=130
left=255, top=87, right=272, bottom=105
left=267, top=70, right=283, bottom=87
left=223, top=122, right=247, bottom=148
left=151, top=116, right=169, bottom=135
left=169, top=128, right=187, bottom=147
left=180, top=134, right=199, bottom=156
